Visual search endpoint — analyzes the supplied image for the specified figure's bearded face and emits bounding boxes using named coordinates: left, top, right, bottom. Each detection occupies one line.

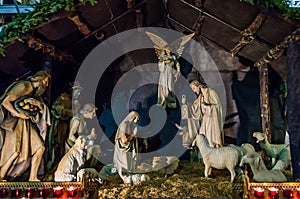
left=35, top=77, right=49, bottom=97
left=36, top=84, right=46, bottom=97
left=190, top=84, right=200, bottom=95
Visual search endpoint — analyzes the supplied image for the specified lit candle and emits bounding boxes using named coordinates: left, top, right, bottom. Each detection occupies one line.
left=67, top=186, right=77, bottom=197
left=268, top=187, right=279, bottom=198
left=253, top=187, right=264, bottom=198
left=39, top=187, right=50, bottom=198
left=11, top=188, right=22, bottom=198
left=53, top=186, right=64, bottom=197
left=0, top=188, right=7, bottom=198
left=25, top=187, right=36, bottom=198
left=296, top=187, right=300, bottom=197
left=283, top=188, right=293, bottom=198
left=296, top=187, right=300, bottom=196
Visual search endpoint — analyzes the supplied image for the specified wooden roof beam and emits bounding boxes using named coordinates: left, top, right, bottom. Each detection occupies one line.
left=254, top=28, right=300, bottom=68
left=26, top=36, right=79, bottom=64
left=66, top=0, right=149, bottom=51
left=231, top=13, right=266, bottom=57
left=68, top=15, right=91, bottom=36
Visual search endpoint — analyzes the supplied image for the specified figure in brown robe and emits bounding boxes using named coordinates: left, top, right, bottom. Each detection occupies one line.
left=0, top=71, right=51, bottom=181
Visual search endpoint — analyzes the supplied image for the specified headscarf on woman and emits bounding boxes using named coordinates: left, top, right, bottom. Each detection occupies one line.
left=113, top=111, right=140, bottom=176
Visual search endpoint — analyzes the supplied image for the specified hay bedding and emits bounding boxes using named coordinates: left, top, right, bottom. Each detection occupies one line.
left=97, top=161, right=234, bottom=198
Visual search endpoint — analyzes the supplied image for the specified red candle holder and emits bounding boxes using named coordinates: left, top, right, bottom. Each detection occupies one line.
left=67, top=186, right=77, bottom=197
left=268, top=187, right=279, bottom=198
left=296, top=187, right=300, bottom=197
left=53, top=186, right=64, bottom=197
left=39, top=187, right=50, bottom=198
left=11, top=188, right=22, bottom=198
left=0, top=188, right=7, bottom=198
left=253, top=187, right=265, bottom=198
left=283, top=188, right=293, bottom=198
left=25, top=187, right=36, bottom=198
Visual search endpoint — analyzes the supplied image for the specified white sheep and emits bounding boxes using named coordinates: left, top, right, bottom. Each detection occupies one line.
left=239, top=152, right=287, bottom=182
left=194, top=134, right=241, bottom=183
left=228, top=143, right=255, bottom=159
left=77, top=168, right=102, bottom=183
left=252, top=132, right=291, bottom=170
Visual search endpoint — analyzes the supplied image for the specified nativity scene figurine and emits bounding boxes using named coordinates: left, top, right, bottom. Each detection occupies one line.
left=0, top=71, right=51, bottom=181
left=146, top=31, right=194, bottom=109
left=47, top=82, right=83, bottom=169
left=0, top=31, right=295, bottom=199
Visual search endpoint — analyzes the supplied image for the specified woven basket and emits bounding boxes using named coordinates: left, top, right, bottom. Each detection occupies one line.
left=14, top=96, right=40, bottom=117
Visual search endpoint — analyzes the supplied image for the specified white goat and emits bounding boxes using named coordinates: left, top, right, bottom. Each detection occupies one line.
left=194, top=134, right=240, bottom=183
left=240, top=152, right=287, bottom=182
left=228, top=143, right=255, bottom=160
left=253, top=132, right=291, bottom=170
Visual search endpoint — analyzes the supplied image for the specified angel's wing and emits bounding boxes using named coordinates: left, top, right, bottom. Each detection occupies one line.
left=145, top=31, right=168, bottom=58
left=170, top=33, right=195, bottom=57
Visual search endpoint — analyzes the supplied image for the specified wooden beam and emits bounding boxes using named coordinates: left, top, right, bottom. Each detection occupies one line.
left=26, top=36, right=79, bottom=64
left=66, top=0, right=149, bottom=51
left=126, top=0, right=135, bottom=9
left=231, top=13, right=266, bottom=57
left=254, top=28, right=300, bottom=68
left=68, top=15, right=91, bottom=36
left=179, top=0, right=241, bottom=33
left=259, top=63, right=271, bottom=142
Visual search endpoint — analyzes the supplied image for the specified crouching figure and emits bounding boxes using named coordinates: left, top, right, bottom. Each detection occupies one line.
left=54, top=136, right=86, bottom=181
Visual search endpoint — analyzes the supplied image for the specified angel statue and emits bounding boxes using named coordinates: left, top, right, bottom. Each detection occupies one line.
left=146, top=31, right=195, bottom=109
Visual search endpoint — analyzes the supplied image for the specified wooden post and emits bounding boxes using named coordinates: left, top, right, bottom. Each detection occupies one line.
left=258, top=64, right=271, bottom=142
left=254, top=29, right=300, bottom=143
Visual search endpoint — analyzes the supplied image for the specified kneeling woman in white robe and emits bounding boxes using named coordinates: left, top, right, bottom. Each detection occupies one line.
left=113, top=111, right=140, bottom=183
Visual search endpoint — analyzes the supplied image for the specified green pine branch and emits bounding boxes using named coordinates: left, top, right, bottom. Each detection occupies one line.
left=241, top=0, right=300, bottom=21
left=0, top=0, right=97, bottom=57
